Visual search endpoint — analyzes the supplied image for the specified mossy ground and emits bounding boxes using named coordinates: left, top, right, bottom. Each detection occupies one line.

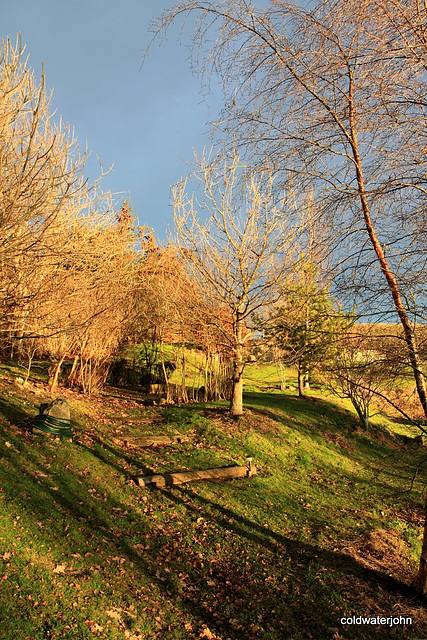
left=1, top=362, right=427, bottom=639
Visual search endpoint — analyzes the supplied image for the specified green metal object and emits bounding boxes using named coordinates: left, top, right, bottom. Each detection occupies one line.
left=33, top=414, right=73, bottom=440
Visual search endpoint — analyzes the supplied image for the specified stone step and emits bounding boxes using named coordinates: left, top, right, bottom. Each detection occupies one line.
left=116, top=434, right=191, bottom=447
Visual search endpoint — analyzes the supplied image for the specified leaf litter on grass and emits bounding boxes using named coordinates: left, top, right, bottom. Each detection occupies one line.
left=1, top=365, right=427, bottom=638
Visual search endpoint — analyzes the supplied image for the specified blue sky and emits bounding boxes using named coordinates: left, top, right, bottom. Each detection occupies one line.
left=2, top=0, right=222, bottom=240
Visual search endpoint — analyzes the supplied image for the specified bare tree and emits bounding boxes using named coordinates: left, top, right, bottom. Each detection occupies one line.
left=172, top=151, right=303, bottom=415
left=154, top=0, right=427, bottom=419
left=154, top=0, right=427, bottom=592
left=43, top=209, right=136, bottom=393
left=323, top=335, right=402, bottom=430
left=0, top=35, right=124, bottom=349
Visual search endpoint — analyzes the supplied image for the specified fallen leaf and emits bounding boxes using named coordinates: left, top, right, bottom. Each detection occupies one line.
left=34, top=470, right=48, bottom=478
left=85, top=620, right=103, bottom=633
left=53, top=563, right=67, bottom=574
left=106, top=609, right=122, bottom=621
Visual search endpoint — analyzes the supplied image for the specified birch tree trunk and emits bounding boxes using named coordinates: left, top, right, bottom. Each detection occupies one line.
left=230, top=312, right=245, bottom=416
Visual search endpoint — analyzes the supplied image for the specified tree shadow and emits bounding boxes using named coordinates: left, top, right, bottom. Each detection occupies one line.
left=1, top=388, right=425, bottom=640
left=154, top=484, right=426, bottom=637
left=170, top=484, right=420, bottom=592
left=245, top=391, right=360, bottom=425
left=0, top=396, right=35, bottom=429
left=2, top=434, right=425, bottom=640
left=76, top=434, right=156, bottom=478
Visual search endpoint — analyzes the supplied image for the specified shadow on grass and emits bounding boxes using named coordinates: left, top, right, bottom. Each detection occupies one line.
left=196, top=392, right=363, bottom=443
left=146, top=484, right=425, bottom=639
left=244, top=391, right=360, bottom=429
left=2, top=432, right=425, bottom=640
left=169, top=484, right=421, bottom=593
left=0, top=396, right=34, bottom=428
left=76, top=435, right=156, bottom=478
left=1, top=389, right=425, bottom=640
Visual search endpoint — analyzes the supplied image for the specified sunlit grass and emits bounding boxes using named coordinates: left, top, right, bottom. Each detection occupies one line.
left=0, top=362, right=426, bottom=639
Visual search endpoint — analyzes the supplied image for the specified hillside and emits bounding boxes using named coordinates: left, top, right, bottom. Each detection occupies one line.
left=1, top=363, right=427, bottom=640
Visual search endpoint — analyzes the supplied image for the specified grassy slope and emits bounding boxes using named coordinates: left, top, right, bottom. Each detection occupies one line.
left=1, top=363, right=427, bottom=640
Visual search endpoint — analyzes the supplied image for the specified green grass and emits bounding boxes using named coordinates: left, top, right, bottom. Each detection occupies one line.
left=243, top=362, right=294, bottom=390
left=0, top=363, right=426, bottom=639
left=122, top=343, right=296, bottom=391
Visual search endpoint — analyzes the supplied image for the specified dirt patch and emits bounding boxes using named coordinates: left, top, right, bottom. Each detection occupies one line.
left=333, top=528, right=427, bottom=628
left=212, top=408, right=283, bottom=439
left=242, top=411, right=283, bottom=437
left=342, top=528, right=413, bottom=583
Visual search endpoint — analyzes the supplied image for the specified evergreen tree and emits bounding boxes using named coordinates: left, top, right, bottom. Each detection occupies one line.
left=270, top=261, right=351, bottom=397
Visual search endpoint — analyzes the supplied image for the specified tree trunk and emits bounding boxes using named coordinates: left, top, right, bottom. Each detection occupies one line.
left=230, top=369, right=244, bottom=416
left=348, top=91, right=427, bottom=419
left=279, top=362, right=286, bottom=391
left=303, top=371, right=310, bottom=390
left=348, top=91, right=427, bottom=590
left=297, top=363, right=305, bottom=397
left=68, top=355, right=79, bottom=386
left=24, top=349, right=36, bottom=384
left=50, top=353, right=66, bottom=393
left=180, top=348, right=188, bottom=403
left=353, top=402, right=369, bottom=430
left=204, top=352, right=210, bottom=401
left=160, top=344, right=172, bottom=403
left=230, top=313, right=245, bottom=416
left=358, top=186, right=427, bottom=418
